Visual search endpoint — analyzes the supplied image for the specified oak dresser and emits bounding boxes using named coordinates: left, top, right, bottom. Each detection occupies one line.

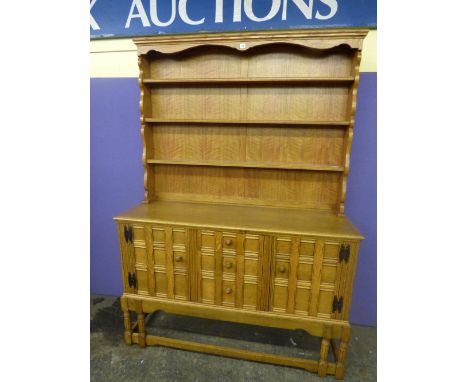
left=114, top=29, right=368, bottom=379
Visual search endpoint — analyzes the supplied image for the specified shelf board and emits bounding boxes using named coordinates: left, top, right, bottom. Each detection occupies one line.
left=142, top=77, right=354, bottom=86
left=144, top=118, right=349, bottom=126
left=146, top=159, right=344, bottom=172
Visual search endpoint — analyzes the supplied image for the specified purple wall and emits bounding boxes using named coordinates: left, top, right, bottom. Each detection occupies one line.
left=90, top=74, right=377, bottom=326
left=346, top=73, right=377, bottom=326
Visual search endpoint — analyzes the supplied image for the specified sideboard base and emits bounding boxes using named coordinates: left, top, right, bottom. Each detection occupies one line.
left=121, top=295, right=351, bottom=379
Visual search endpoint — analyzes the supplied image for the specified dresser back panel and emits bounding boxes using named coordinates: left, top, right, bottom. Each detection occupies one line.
left=152, top=165, right=340, bottom=210
left=149, top=45, right=354, bottom=79
left=150, top=125, right=345, bottom=166
left=150, top=86, right=349, bottom=122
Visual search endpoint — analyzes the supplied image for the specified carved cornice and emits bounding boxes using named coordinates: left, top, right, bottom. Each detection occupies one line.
left=133, top=29, right=369, bottom=55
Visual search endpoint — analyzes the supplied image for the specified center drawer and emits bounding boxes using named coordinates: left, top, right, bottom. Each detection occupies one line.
left=199, top=230, right=261, bottom=310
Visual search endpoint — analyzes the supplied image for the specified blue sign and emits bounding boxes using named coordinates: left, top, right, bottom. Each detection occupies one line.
left=90, top=0, right=376, bottom=39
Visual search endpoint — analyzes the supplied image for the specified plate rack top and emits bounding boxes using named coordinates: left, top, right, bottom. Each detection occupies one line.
left=134, top=29, right=368, bottom=217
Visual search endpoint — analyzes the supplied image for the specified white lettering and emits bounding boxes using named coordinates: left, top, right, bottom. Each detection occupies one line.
left=215, top=0, right=223, bottom=23
left=244, top=0, right=281, bottom=22
left=315, top=0, right=337, bottom=20
left=90, top=0, right=100, bottom=30
left=282, top=0, right=313, bottom=20
left=179, top=0, right=205, bottom=25
left=150, top=0, right=176, bottom=27
left=233, top=0, right=242, bottom=22
left=125, top=0, right=150, bottom=28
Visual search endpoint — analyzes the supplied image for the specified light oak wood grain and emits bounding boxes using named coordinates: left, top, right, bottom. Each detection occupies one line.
left=114, top=201, right=363, bottom=240
left=131, top=332, right=337, bottom=375
left=115, top=29, right=367, bottom=379
left=143, top=77, right=355, bottom=85
left=145, top=118, right=349, bottom=125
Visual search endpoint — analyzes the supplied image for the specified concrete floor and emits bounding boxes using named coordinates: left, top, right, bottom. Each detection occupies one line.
left=91, top=295, right=376, bottom=381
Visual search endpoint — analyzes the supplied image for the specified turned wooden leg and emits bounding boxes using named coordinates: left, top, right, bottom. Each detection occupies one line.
left=137, top=313, right=146, bottom=347
left=318, top=325, right=332, bottom=377
left=123, top=310, right=132, bottom=345
left=318, top=337, right=330, bottom=377
left=335, top=326, right=351, bottom=380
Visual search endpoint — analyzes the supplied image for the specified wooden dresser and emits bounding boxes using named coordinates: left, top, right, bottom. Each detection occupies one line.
left=114, top=29, right=368, bottom=379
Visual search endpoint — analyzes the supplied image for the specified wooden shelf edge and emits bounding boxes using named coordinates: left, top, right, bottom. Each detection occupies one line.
left=146, top=159, right=344, bottom=172
left=144, top=118, right=350, bottom=126
left=142, top=77, right=355, bottom=86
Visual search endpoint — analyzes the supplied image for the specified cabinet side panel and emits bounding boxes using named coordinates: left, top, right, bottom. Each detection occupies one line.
left=341, top=242, right=360, bottom=321
left=117, top=223, right=130, bottom=292
left=139, top=56, right=155, bottom=202
left=337, top=49, right=362, bottom=214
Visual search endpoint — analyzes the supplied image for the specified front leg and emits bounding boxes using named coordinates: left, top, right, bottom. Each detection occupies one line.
left=318, top=325, right=331, bottom=377
left=136, top=300, right=146, bottom=348
left=335, top=326, right=350, bottom=380
left=123, top=310, right=132, bottom=345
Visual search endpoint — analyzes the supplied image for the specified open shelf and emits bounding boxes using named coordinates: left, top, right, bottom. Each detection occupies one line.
left=142, top=77, right=355, bottom=86
left=144, top=118, right=350, bottom=126
left=146, top=159, right=345, bottom=172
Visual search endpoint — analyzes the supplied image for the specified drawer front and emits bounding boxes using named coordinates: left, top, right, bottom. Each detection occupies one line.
left=198, top=230, right=262, bottom=310
left=271, top=236, right=359, bottom=320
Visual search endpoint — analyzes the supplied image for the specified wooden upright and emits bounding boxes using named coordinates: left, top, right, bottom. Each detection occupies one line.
left=114, top=29, right=368, bottom=379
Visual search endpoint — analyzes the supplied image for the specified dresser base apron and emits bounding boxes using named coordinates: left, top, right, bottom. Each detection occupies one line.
left=121, top=295, right=351, bottom=379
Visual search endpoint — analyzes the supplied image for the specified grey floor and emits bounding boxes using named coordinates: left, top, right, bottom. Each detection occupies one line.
left=91, top=295, right=376, bottom=382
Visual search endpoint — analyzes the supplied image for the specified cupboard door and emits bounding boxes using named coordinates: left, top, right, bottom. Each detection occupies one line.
left=270, top=235, right=356, bottom=319
left=312, top=240, right=341, bottom=319
left=313, top=240, right=358, bottom=320
left=118, top=223, right=194, bottom=301
left=118, top=223, right=153, bottom=297
left=328, top=241, right=359, bottom=320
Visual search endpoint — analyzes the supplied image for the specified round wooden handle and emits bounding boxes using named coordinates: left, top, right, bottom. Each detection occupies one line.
left=226, top=262, right=233, bottom=269
left=279, top=265, right=286, bottom=273
left=175, top=255, right=183, bottom=262
left=226, top=287, right=233, bottom=294
left=225, top=239, right=232, bottom=246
